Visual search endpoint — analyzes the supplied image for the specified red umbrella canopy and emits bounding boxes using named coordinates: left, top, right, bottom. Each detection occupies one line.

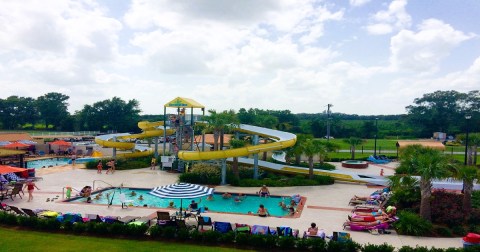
left=0, top=165, right=27, bottom=174
left=4, top=142, right=30, bottom=149
left=50, top=140, right=72, bottom=146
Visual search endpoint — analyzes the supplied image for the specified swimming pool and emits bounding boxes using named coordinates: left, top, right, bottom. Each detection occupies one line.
left=27, top=158, right=71, bottom=169
left=67, top=188, right=301, bottom=217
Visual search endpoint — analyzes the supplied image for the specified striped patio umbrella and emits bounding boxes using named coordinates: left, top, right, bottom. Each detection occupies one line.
left=149, top=183, right=214, bottom=211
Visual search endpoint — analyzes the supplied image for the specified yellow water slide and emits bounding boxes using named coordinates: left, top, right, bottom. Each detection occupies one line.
left=94, top=121, right=175, bottom=158
left=177, top=124, right=297, bottom=160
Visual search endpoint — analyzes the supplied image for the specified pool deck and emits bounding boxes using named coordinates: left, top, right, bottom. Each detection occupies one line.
left=6, top=162, right=462, bottom=249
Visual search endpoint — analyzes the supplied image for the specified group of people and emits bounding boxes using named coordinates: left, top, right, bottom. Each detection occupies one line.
left=218, top=192, right=246, bottom=203
left=96, top=159, right=116, bottom=174
left=346, top=187, right=397, bottom=233
left=278, top=194, right=301, bottom=216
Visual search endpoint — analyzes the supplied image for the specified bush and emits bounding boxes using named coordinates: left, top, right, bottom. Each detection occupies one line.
left=433, top=226, right=453, bottom=237
left=235, top=232, right=249, bottom=246
left=361, top=243, right=395, bottom=252
left=430, top=190, right=464, bottom=227
left=451, top=225, right=466, bottom=236
left=0, top=212, right=18, bottom=225
left=17, top=216, right=38, bottom=228
left=85, top=156, right=152, bottom=170
left=72, top=222, right=87, bottom=234
left=176, top=228, right=191, bottom=241
left=179, top=163, right=221, bottom=185
left=277, top=236, right=295, bottom=249
left=394, top=211, right=433, bottom=236
left=217, top=231, right=235, bottom=244
left=126, top=223, right=149, bottom=237
left=109, top=223, right=127, bottom=235
left=201, top=230, right=221, bottom=244
left=36, top=218, right=61, bottom=231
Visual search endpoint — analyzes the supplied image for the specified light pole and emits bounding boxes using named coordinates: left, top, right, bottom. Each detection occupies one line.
left=374, top=118, right=378, bottom=156
left=464, top=115, right=471, bottom=166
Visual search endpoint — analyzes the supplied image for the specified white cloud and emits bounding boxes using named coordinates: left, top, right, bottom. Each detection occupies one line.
left=350, top=0, right=371, bottom=7
left=390, top=19, right=474, bottom=73
left=366, top=0, right=411, bottom=35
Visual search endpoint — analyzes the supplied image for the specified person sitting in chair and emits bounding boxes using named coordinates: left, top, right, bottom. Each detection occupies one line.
left=305, top=222, right=325, bottom=239
left=188, top=199, right=201, bottom=211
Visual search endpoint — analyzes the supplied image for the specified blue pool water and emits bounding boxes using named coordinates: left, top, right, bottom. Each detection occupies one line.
left=27, top=158, right=71, bottom=169
left=68, top=188, right=298, bottom=217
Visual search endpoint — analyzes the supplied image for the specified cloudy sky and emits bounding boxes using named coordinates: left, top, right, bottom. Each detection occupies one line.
left=1, top=0, right=479, bottom=115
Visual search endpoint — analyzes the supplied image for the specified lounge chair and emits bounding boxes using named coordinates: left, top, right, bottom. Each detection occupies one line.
left=176, top=219, right=196, bottom=230
left=156, top=211, right=173, bottom=221
left=0, top=203, right=12, bottom=213
left=213, top=221, right=233, bottom=233
left=21, top=208, right=39, bottom=217
left=251, top=225, right=273, bottom=235
left=277, top=226, right=299, bottom=238
left=134, top=215, right=156, bottom=226
left=3, top=184, right=23, bottom=201
left=8, top=205, right=26, bottom=216
left=85, top=214, right=102, bottom=222
left=235, top=223, right=251, bottom=234
left=118, top=216, right=140, bottom=224
left=59, top=213, right=84, bottom=223
left=197, top=216, right=213, bottom=231
left=119, top=193, right=133, bottom=209
left=103, top=216, right=120, bottom=224
left=332, top=231, right=352, bottom=242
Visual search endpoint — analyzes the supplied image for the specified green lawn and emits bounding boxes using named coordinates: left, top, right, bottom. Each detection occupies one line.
left=0, top=227, right=250, bottom=252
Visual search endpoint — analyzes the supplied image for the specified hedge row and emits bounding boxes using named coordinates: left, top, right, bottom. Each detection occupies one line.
left=85, top=156, right=152, bottom=170
left=0, top=212, right=475, bottom=251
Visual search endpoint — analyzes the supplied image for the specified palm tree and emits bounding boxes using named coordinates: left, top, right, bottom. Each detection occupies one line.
left=455, top=166, right=479, bottom=215
left=398, top=145, right=451, bottom=221
left=343, top=137, right=365, bottom=160
left=301, top=139, right=324, bottom=179
left=203, top=109, right=239, bottom=151
left=286, top=134, right=310, bottom=165
left=456, top=133, right=480, bottom=166
left=229, top=138, right=246, bottom=180
left=387, top=175, right=420, bottom=209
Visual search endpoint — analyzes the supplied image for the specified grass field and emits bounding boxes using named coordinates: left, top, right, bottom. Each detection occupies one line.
left=0, top=227, right=251, bottom=252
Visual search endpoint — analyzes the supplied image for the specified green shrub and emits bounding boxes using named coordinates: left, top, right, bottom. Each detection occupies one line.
left=0, top=212, right=18, bottom=225
left=434, top=226, right=453, bottom=237
left=296, top=238, right=310, bottom=250
left=451, top=225, right=466, bottom=236
left=394, top=211, right=432, bottom=236
left=72, top=222, right=87, bottom=234
left=91, top=222, right=109, bottom=235
left=36, top=218, right=61, bottom=231
left=176, top=228, right=191, bottom=241
left=309, top=238, right=327, bottom=251
left=217, top=231, right=235, bottom=244
left=398, top=246, right=416, bottom=252
left=126, top=223, right=149, bottom=237
left=277, top=236, right=295, bottom=249
left=162, top=226, right=177, bottom=239
left=361, top=243, right=395, bottom=252
left=149, top=225, right=163, bottom=239
left=85, top=156, right=151, bottom=170
left=62, top=221, right=74, bottom=231
left=235, top=232, right=249, bottom=246
left=17, top=216, right=38, bottom=228
left=109, top=223, right=127, bottom=235
left=201, top=230, right=221, bottom=244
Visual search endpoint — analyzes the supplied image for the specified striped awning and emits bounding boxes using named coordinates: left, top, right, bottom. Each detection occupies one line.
left=149, top=183, right=214, bottom=199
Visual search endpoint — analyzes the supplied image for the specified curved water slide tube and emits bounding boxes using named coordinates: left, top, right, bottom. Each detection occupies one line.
left=95, top=121, right=175, bottom=158
left=177, top=124, right=297, bottom=160
left=177, top=124, right=388, bottom=184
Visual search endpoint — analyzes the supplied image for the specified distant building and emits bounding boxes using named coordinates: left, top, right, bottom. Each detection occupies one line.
left=433, top=132, right=447, bottom=142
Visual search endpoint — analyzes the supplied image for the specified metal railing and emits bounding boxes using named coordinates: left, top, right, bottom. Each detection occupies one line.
left=62, top=186, right=81, bottom=199
left=29, top=131, right=101, bottom=136
left=92, top=180, right=114, bottom=191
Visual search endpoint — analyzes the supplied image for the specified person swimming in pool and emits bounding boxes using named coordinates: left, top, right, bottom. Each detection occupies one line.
left=257, top=204, right=270, bottom=217
left=258, top=185, right=270, bottom=197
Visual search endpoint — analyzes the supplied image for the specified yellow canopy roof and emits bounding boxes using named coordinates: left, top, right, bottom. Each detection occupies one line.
left=164, top=97, right=205, bottom=108
left=0, top=149, right=26, bottom=157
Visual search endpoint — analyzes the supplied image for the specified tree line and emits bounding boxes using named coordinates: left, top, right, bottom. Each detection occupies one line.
left=0, top=90, right=478, bottom=139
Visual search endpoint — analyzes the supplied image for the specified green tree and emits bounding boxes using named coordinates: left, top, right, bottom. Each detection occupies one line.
left=204, top=109, right=239, bottom=151
left=398, top=145, right=452, bottom=221
left=229, top=138, right=246, bottom=180
left=456, top=133, right=480, bottom=166
left=387, top=175, right=420, bottom=209
left=301, top=138, right=325, bottom=179
left=405, top=90, right=480, bottom=137
left=286, top=134, right=310, bottom=165
left=76, top=97, right=140, bottom=132
left=36, top=92, right=70, bottom=130
left=454, top=166, right=480, bottom=215
left=0, top=96, right=38, bottom=129
left=343, top=137, right=365, bottom=159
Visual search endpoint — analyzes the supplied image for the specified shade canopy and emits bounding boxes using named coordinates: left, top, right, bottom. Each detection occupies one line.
left=0, top=165, right=27, bottom=174
left=164, top=97, right=205, bottom=109
left=4, top=142, right=30, bottom=149
left=149, top=183, right=214, bottom=199
left=50, top=140, right=72, bottom=146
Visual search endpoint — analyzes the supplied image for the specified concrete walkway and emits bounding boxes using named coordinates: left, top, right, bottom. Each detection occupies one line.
left=5, top=163, right=462, bottom=249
